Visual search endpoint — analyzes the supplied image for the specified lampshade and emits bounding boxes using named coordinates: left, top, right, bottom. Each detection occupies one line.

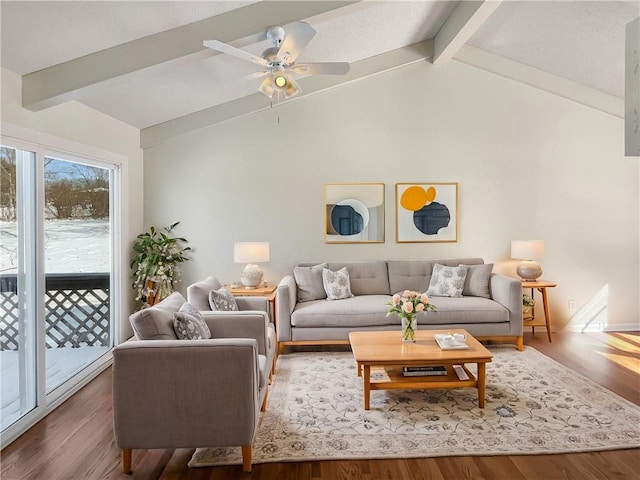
left=511, top=240, right=544, bottom=281
left=511, top=240, right=545, bottom=260
left=234, top=242, right=270, bottom=263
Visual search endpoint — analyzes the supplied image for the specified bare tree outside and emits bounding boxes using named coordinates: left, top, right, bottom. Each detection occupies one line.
left=0, top=147, right=17, bottom=221
left=44, top=158, right=109, bottom=219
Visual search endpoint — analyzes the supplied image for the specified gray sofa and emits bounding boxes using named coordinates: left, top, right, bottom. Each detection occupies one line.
left=276, top=258, right=523, bottom=353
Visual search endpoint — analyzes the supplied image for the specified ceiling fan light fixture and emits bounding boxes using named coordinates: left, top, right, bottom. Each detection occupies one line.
left=258, top=76, right=275, bottom=97
left=274, top=72, right=288, bottom=89
left=283, top=75, right=300, bottom=98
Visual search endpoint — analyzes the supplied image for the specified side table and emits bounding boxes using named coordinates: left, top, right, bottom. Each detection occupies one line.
left=227, top=285, right=277, bottom=333
left=522, top=280, right=557, bottom=342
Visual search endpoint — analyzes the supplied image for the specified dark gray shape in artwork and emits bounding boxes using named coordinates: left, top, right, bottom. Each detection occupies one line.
left=331, top=205, right=364, bottom=235
left=413, top=202, right=450, bottom=235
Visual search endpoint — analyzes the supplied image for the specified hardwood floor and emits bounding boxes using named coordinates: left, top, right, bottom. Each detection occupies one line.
left=2, top=331, right=639, bottom=480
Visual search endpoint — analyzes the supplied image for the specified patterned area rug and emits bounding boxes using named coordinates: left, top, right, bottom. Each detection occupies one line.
left=189, top=347, right=640, bottom=467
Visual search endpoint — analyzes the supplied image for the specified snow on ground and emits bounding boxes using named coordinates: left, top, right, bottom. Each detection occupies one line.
left=1, top=219, right=111, bottom=429
left=1, top=346, right=109, bottom=430
left=0, top=218, right=110, bottom=273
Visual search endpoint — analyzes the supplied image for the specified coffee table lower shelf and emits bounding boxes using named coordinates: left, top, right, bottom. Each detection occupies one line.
left=358, top=363, right=485, bottom=410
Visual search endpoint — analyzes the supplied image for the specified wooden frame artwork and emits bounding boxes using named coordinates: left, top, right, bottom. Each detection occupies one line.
left=395, top=183, right=458, bottom=243
left=325, top=183, right=385, bottom=244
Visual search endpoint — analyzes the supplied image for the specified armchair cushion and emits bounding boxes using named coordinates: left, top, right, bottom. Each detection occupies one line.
left=173, top=302, right=211, bottom=340
left=209, top=288, right=239, bottom=311
left=187, top=276, right=223, bottom=311
left=129, top=292, right=185, bottom=340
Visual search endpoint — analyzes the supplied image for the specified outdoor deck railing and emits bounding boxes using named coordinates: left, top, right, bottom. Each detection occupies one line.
left=0, top=273, right=110, bottom=350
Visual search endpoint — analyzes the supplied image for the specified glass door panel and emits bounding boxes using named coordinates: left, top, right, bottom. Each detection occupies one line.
left=0, top=146, right=37, bottom=430
left=43, top=157, right=111, bottom=393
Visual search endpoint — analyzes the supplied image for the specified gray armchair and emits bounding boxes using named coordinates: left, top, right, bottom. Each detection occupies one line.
left=112, top=291, right=270, bottom=473
left=187, top=276, right=276, bottom=376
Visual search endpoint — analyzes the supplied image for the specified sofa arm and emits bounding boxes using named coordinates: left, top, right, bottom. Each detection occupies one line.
left=276, top=276, right=296, bottom=342
left=112, top=338, right=260, bottom=449
left=201, top=311, right=270, bottom=356
left=490, top=273, right=523, bottom=335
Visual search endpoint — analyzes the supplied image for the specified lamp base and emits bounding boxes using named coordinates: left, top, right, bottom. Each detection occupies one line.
left=516, top=261, right=543, bottom=282
left=240, top=264, right=263, bottom=289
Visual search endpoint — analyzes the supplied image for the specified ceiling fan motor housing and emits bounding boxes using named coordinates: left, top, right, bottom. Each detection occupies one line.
left=266, top=26, right=285, bottom=47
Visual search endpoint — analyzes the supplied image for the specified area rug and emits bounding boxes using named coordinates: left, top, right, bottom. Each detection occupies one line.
left=189, top=347, right=640, bottom=467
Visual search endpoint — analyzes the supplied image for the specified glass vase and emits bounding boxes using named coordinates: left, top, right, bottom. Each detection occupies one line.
left=401, top=314, right=417, bottom=342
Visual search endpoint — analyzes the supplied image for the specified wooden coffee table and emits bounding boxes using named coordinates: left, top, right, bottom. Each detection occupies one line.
left=349, top=330, right=493, bottom=410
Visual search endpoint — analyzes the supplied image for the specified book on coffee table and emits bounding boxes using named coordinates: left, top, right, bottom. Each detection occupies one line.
left=402, top=365, right=447, bottom=376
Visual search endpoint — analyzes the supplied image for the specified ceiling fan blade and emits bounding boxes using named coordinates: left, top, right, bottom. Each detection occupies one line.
left=278, top=22, right=316, bottom=65
left=292, top=62, right=350, bottom=76
left=203, top=40, right=268, bottom=67
left=239, top=71, right=269, bottom=81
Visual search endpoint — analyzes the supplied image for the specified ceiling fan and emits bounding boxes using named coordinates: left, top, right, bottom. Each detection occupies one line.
left=203, top=22, right=350, bottom=100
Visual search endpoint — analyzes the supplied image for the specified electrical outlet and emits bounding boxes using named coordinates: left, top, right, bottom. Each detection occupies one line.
left=568, top=300, right=576, bottom=314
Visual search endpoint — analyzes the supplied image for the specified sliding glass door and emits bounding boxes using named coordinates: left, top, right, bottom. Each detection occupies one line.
left=43, top=156, right=112, bottom=393
left=0, top=140, right=119, bottom=437
left=0, top=146, right=37, bottom=431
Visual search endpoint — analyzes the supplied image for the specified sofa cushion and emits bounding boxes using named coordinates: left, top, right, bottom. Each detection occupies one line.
left=426, top=264, right=468, bottom=298
left=291, top=295, right=395, bottom=327
left=294, top=263, right=327, bottom=302
left=173, top=302, right=212, bottom=339
left=387, top=260, right=434, bottom=294
left=326, top=261, right=390, bottom=295
left=209, top=288, right=238, bottom=311
left=426, top=297, right=509, bottom=324
left=462, top=263, right=493, bottom=298
left=129, top=291, right=185, bottom=340
left=322, top=267, right=354, bottom=300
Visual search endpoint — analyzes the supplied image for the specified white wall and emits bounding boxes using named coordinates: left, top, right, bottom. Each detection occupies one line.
left=143, top=59, right=639, bottom=331
left=1, top=67, right=144, bottom=340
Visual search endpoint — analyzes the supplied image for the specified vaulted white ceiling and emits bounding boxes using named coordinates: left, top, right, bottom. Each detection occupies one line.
left=1, top=1, right=638, bottom=147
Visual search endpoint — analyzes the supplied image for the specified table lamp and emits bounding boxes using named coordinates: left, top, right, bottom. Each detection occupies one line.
left=234, top=242, right=270, bottom=289
left=511, top=240, right=544, bottom=281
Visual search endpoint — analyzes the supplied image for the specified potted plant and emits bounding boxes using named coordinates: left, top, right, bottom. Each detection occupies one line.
left=131, top=222, right=191, bottom=307
left=523, top=293, right=535, bottom=315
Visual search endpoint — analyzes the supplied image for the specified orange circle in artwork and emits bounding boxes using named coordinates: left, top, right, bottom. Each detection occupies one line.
left=424, top=186, right=436, bottom=204
left=400, top=186, right=428, bottom=211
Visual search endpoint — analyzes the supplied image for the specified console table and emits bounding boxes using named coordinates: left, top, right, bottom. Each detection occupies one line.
left=522, top=280, right=557, bottom=342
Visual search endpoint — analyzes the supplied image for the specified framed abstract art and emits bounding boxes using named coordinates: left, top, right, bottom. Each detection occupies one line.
left=395, top=183, right=458, bottom=243
left=324, top=183, right=385, bottom=244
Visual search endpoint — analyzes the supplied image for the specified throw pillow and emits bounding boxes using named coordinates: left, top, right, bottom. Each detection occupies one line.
left=208, top=287, right=239, bottom=311
left=322, top=267, right=354, bottom=301
left=426, top=263, right=468, bottom=298
left=173, top=302, right=211, bottom=340
left=461, top=263, right=493, bottom=298
left=294, top=263, right=328, bottom=302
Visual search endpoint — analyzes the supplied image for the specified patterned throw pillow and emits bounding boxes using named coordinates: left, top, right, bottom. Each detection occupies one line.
left=208, top=288, right=239, bottom=311
left=426, top=264, right=468, bottom=298
left=322, top=267, right=354, bottom=301
left=173, top=302, right=211, bottom=340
